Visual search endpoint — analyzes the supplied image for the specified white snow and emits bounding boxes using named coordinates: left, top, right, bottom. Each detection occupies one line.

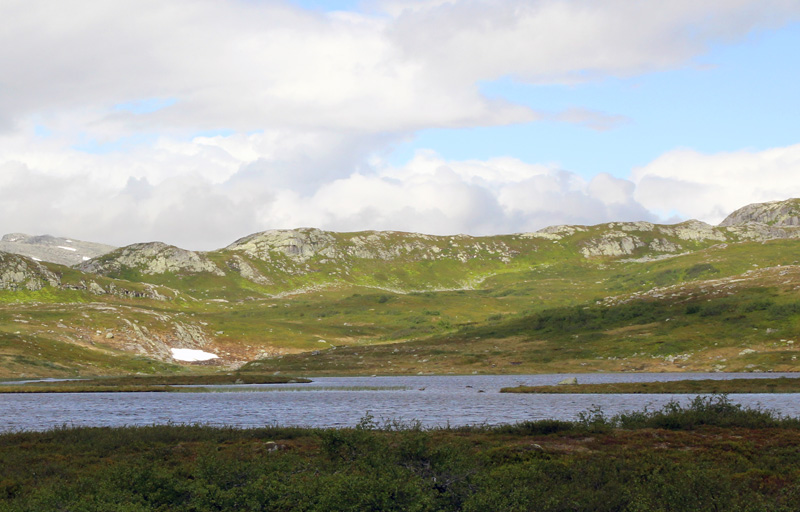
left=57, top=246, right=77, bottom=252
left=170, top=348, right=219, bottom=362
left=82, top=256, right=90, bottom=261
left=31, top=257, right=42, bottom=261
left=65, top=240, right=73, bottom=243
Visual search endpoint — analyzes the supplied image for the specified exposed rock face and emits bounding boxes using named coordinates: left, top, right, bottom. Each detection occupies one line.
left=226, top=255, right=272, bottom=285
left=533, top=225, right=588, bottom=241
left=79, top=242, right=224, bottom=276
left=0, top=252, right=61, bottom=290
left=0, top=233, right=116, bottom=266
left=116, top=317, right=213, bottom=362
left=648, top=238, right=682, bottom=253
left=226, top=229, right=338, bottom=262
left=225, top=228, right=515, bottom=264
left=660, top=220, right=727, bottom=242
left=720, top=199, right=800, bottom=228
left=580, top=232, right=646, bottom=258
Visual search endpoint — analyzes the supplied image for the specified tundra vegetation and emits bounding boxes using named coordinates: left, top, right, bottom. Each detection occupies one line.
left=500, top=377, right=800, bottom=394
left=3, top=396, right=800, bottom=511
left=3, top=211, right=800, bottom=378
left=3, top=201, right=800, bottom=509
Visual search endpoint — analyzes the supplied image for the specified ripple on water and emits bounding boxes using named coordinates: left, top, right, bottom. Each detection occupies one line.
left=2, top=373, right=799, bottom=431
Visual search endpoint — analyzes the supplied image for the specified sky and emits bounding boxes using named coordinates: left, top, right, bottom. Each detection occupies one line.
left=1, top=0, right=800, bottom=250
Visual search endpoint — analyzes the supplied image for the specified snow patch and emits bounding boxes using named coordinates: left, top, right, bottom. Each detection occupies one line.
left=31, top=256, right=42, bottom=261
left=170, top=348, right=218, bottom=362
left=82, top=256, right=90, bottom=261
left=57, top=246, right=77, bottom=252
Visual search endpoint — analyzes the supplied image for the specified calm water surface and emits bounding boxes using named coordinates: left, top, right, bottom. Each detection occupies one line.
left=2, top=373, right=799, bottom=431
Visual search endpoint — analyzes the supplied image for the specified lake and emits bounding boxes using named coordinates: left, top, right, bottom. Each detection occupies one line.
left=2, top=373, right=800, bottom=431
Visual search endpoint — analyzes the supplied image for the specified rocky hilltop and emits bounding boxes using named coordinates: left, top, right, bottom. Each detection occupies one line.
left=78, top=242, right=224, bottom=277
left=71, top=199, right=800, bottom=291
left=720, top=198, right=800, bottom=227
left=0, top=252, right=61, bottom=291
left=0, top=233, right=116, bottom=266
left=5, top=198, right=800, bottom=297
left=4, top=198, right=800, bottom=377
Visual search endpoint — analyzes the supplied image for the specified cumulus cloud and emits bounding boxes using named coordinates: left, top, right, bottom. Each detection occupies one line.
left=386, top=0, right=800, bottom=84
left=632, top=144, right=800, bottom=224
left=0, top=136, right=657, bottom=249
left=1, top=1, right=799, bottom=249
left=4, top=126, right=800, bottom=251
left=3, top=0, right=796, bottom=139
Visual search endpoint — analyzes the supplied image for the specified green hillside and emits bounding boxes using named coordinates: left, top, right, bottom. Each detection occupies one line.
left=2, top=199, right=800, bottom=377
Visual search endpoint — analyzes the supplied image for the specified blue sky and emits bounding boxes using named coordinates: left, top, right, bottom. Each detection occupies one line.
left=390, top=22, right=800, bottom=179
left=1, top=0, right=800, bottom=249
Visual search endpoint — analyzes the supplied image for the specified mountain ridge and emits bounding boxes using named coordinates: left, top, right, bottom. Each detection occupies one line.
left=3, top=197, right=800, bottom=377
left=2, top=197, right=798, bottom=270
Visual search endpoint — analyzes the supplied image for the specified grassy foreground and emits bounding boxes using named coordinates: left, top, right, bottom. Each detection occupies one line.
left=501, top=376, right=800, bottom=394
left=3, top=396, right=800, bottom=511
left=0, top=374, right=309, bottom=393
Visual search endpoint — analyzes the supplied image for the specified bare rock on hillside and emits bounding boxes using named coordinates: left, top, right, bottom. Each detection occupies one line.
left=225, top=228, right=338, bottom=262
left=720, top=199, right=800, bottom=228
left=580, top=232, right=645, bottom=257
left=0, top=252, right=61, bottom=290
left=80, top=242, right=224, bottom=276
left=659, top=220, right=728, bottom=242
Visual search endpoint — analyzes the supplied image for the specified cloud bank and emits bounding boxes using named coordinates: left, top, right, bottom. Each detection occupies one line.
left=4, top=135, right=800, bottom=250
left=1, top=0, right=798, bottom=249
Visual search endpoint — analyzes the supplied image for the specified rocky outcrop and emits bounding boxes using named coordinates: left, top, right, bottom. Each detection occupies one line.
left=0, top=233, right=116, bottom=266
left=580, top=233, right=646, bottom=258
left=226, top=255, right=272, bottom=285
left=532, top=225, right=588, bottom=241
left=79, top=242, right=224, bottom=276
left=12, top=198, right=800, bottom=290
left=0, top=252, right=61, bottom=290
left=225, top=229, right=338, bottom=262
left=225, top=229, right=516, bottom=264
left=660, top=220, right=727, bottom=242
left=720, top=199, right=800, bottom=227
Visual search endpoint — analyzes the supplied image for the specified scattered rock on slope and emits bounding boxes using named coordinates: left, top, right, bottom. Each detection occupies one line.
left=720, top=198, right=800, bottom=228
left=79, top=242, right=225, bottom=276
left=0, top=252, right=61, bottom=290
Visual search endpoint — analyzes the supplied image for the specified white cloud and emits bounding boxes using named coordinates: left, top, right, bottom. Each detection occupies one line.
left=386, top=0, right=800, bottom=84
left=3, top=130, right=800, bottom=250
left=1, top=1, right=799, bottom=249
left=254, top=152, right=656, bottom=237
left=3, top=0, right=796, bottom=140
left=0, top=137, right=654, bottom=249
left=632, top=144, right=800, bottom=223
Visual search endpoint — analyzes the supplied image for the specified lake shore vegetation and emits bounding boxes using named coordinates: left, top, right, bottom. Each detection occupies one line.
left=3, top=396, right=800, bottom=511
left=500, top=376, right=800, bottom=394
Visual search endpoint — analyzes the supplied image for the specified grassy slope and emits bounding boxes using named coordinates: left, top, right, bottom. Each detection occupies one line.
left=3, top=235, right=800, bottom=377
left=241, top=241, right=800, bottom=375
